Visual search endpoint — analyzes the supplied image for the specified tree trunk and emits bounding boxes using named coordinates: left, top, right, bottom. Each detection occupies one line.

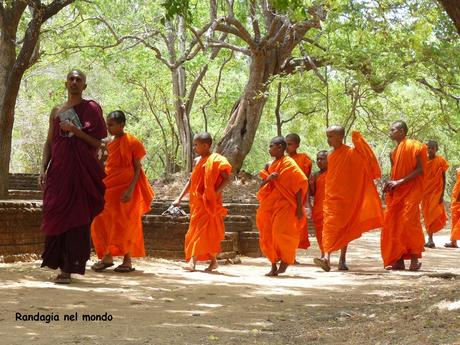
left=217, top=51, right=279, bottom=171
left=439, top=0, right=460, bottom=35
left=0, top=25, right=17, bottom=197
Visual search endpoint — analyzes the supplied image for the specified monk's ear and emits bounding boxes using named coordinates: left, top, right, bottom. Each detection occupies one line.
left=83, top=83, right=87, bottom=90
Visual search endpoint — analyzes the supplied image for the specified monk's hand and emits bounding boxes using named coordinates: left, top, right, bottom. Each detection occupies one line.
left=172, top=197, right=181, bottom=207
left=305, top=206, right=312, bottom=219
left=59, top=120, right=76, bottom=133
left=267, top=172, right=279, bottom=181
left=38, top=173, right=46, bottom=190
left=121, top=188, right=134, bottom=203
left=384, top=180, right=400, bottom=192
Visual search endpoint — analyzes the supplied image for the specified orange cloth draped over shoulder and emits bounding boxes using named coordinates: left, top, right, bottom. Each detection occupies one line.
left=256, top=156, right=308, bottom=264
left=422, top=156, right=448, bottom=234
left=450, top=169, right=460, bottom=241
left=312, top=172, right=327, bottom=253
left=323, top=131, right=383, bottom=253
left=185, top=153, right=232, bottom=262
left=91, top=133, right=154, bottom=258
left=381, top=139, right=427, bottom=267
left=291, top=153, right=312, bottom=249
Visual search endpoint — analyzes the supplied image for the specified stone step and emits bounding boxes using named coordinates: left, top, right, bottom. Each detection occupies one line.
left=8, top=173, right=41, bottom=191
left=7, top=190, right=43, bottom=200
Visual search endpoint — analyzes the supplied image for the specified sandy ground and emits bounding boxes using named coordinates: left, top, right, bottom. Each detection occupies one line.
left=1, top=229, right=460, bottom=345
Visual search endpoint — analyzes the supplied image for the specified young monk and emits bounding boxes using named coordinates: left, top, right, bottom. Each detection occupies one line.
left=173, top=133, right=232, bottom=272
left=422, top=140, right=448, bottom=248
left=381, top=120, right=427, bottom=271
left=257, top=136, right=308, bottom=276
left=309, top=150, right=328, bottom=259
left=445, top=168, right=460, bottom=248
left=89, top=111, right=154, bottom=272
left=314, top=126, right=383, bottom=272
left=285, top=133, right=312, bottom=255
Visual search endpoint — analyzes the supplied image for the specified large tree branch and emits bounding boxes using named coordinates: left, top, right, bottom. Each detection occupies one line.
left=42, top=0, right=76, bottom=23
left=280, top=56, right=327, bottom=75
left=418, top=78, right=460, bottom=103
left=249, top=0, right=261, bottom=42
left=207, top=39, right=250, bottom=55
left=438, top=0, right=460, bottom=35
left=213, top=16, right=257, bottom=51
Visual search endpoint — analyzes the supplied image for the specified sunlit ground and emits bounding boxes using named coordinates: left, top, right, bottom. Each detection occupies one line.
left=1, top=229, right=460, bottom=345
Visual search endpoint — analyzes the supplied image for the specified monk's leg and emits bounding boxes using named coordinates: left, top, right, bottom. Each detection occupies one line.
left=409, top=254, right=422, bottom=271
left=444, top=240, right=458, bottom=248
left=424, top=234, right=435, bottom=248
left=184, top=256, right=197, bottom=271
left=266, top=263, right=278, bottom=276
left=91, top=252, right=114, bottom=271
left=314, top=253, right=331, bottom=272
left=338, top=246, right=349, bottom=271
left=277, top=261, right=289, bottom=274
left=205, top=256, right=218, bottom=272
left=122, top=253, right=132, bottom=267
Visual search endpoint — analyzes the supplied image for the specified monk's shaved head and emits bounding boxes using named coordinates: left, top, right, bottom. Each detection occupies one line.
left=66, top=69, right=86, bottom=82
left=392, top=120, right=408, bottom=134
left=285, top=133, right=301, bottom=145
left=193, top=132, right=213, bottom=145
left=270, top=136, right=287, bottom=150
left=326, top=125, right=345, bottom=137
left=317, top=150, right=328, bottom=156
left=427, top=140, right=438, bottom=149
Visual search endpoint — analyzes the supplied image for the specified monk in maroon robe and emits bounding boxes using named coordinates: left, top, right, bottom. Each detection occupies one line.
left=39, top=70, right=106, bottom=284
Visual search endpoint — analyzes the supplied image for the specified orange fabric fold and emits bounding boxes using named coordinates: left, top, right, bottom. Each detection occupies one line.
left=450, top=169, right=460, bottom=241
left=312, top=172, right=327, bottom=253
left=422, top=156, right=448, bottom=234
left=381, top=139, right=427, bottom=267
left=323, top=131, right=383, bottom=253
left=91, top=133, right=154, bottom=258
left=256, top=156, right=308, bottom=264
left=291, top=153, right=312, bottom=249
left=185, top=153, right=232, bottom=262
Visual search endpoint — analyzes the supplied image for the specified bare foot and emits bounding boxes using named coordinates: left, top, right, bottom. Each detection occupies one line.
left=293, top=259, right=300, bottom=265
left=183, top=262, right=196, bottom=272
left=204, top=260, right=218, bottom=272
left=277, top=261, right=289, bottom=274
left=265, top=264, right=278, bottom=277
left=384, top=259, right=405, bottom=270
left=338, top=261, right=349, bottom=271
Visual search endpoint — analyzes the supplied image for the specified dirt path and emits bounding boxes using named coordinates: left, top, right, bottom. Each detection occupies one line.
left=1, top=229, right=460, bottom=345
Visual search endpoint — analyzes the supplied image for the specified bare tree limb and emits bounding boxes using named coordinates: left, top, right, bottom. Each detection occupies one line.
left=249, top=0, right=261, bottom=42
left=214, top=51, right=233, bottom=104
left=207, top=39, right=250, bottom=55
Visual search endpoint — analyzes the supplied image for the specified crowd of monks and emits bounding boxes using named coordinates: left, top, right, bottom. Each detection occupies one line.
left=40, top=70, right=460, bottom=284
left=255, top=121, right=460, bottom=276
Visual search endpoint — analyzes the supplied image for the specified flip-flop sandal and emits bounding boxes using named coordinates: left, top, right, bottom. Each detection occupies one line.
left=409, top=262, right=422, bottom=271
left=314, top=258, right=331, bottom=272
left=91, top=261, right=114, bottom=272
left=114, top=265, right=135, bottom=273
left=444, top=243, right=458, bottom=248
left=54, top=274, right=71, bottom=284
left=424, top=243, right=435, bottom=248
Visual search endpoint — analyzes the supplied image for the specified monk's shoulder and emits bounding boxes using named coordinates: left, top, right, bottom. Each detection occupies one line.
left=51, top=103, right=66, bottom=118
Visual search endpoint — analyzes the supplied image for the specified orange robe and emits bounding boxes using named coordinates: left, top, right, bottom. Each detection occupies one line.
left=290, top=153, right=312, bottom=249
left=450, top=169, right=460, bottom=241
left=323, top=131, right=383, bottom=253
left=185, top=153, right=232, bottom=262
left=381, top=139, right=427, bottom=267
left=256, top=156, right=308, bottom=264
left=312, top=171, right=327, bottom=253
left=422, top=156, right=448, bottom=235
left=91, top=133, right=154, bottom=258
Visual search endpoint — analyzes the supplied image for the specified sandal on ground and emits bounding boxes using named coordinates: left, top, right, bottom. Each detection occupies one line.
left=424, top=242, right=435, bottom=248
left=114, top=265, right=135, bottom=273
left=54, top=274, right=71, bottom=284
left=91, top=261, right=114, bottom=272
left=409, top=262, right=422, bottom=271
left=314, top=258, right=331, bottom=272
left=444, top=242, right=458, bottom=248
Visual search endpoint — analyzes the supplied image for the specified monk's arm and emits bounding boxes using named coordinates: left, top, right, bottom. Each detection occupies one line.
left=121, top=159, right=142, bottom=203
left=60, top=121, right=101, bottom=148
left=385, top=154, right=423, bottom=192
left=172, top=178, right=191, bottom=206
left=259, top=172, right=279, bottom=188
left=39, top=108, right=56, bottom=188
left=296, top=190, right=303, bottom=220
left=216, top=171, right=231, bottom=194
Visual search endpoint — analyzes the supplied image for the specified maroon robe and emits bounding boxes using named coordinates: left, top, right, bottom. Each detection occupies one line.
left=41, top=100, right=106, bottom=274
